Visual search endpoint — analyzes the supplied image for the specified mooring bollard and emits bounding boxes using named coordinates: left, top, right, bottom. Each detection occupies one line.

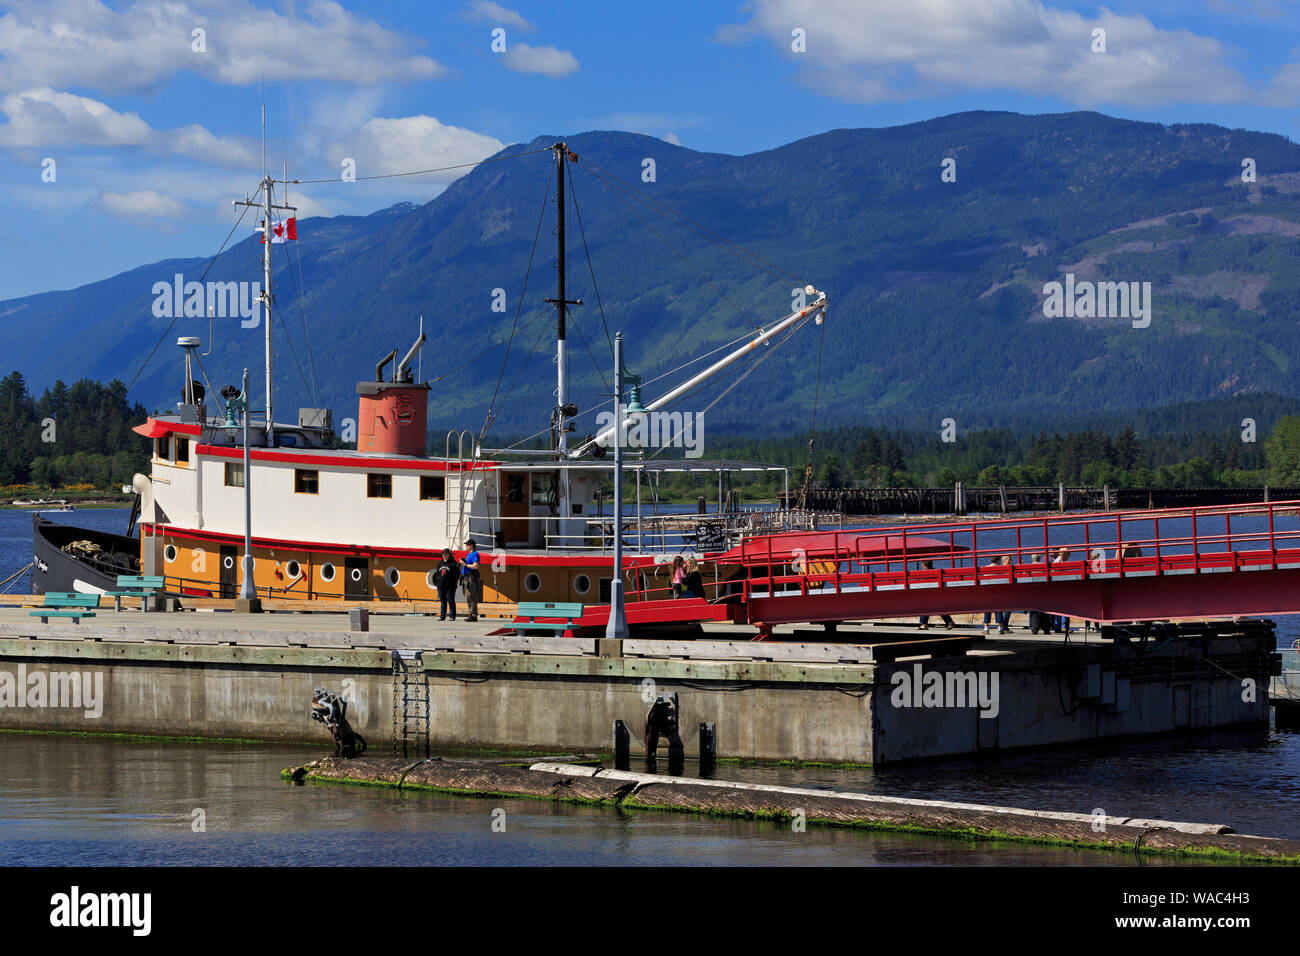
left=613, top=719, right=630, bottom=770
left=699, top=722, right=716, bottom=778
left=350, top=607, right=369, bottom=632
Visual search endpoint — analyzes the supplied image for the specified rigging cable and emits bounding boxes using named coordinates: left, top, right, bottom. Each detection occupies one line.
left=645, top=321, right=805, bottom=461
left=577, top=162, right=765, bottom=334
left=280, top=212, right=322, bottom=409
left=479, top=161, right=554, bottom=441
left=283, top=145, right=554, bottom=185
left=566, top=311, right=611, bottom=394
left=796, top=317, right=826, bottom=511
left=564, top=160, right=615, bottom=359
left=430, top=306, right=553, bottom=383
left=126, top=189, right=259, bottom=393
left=488, top=308, right=816, bottom=455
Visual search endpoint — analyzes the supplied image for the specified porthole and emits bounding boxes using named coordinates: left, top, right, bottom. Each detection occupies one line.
left=320, top=563, right=336, bottom=583
left=163, top=544, right=177, bottom=563
left=524, top=573, right=542, bottom=593
left=384, top=566, right=400, bottom=587
left=573, top=574, right=591, bottom=595
left=350, top=567, right=364, bottom=583
left=426, top=569, right=438, bottom=590
left=222, top=554, right=234, bottom=570
left=286, top=560, right=302, bottom=578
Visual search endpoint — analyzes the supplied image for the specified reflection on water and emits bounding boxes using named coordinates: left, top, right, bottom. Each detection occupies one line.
left=0, top=733, right=1254, bottom=867
left=698, top=726, right=1300, bottom=840
left=2, top=510, right=1298, bottom=863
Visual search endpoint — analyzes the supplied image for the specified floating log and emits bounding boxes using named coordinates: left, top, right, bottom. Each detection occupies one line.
left=284, top=756, right=1300, bottom=862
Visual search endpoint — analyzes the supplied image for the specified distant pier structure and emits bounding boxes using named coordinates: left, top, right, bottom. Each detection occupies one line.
left=790, top=485, right=1300, bottom=516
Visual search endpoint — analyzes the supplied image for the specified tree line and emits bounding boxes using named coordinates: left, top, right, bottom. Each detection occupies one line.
left=0, top=372, right=149, bottom=490
left=703, top=418, right=1300, bottom=493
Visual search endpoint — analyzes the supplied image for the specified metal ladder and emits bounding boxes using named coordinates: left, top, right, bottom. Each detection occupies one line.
left=445, top=429, right=477, bottom=549
left=391, top=650, right=430, bottom=757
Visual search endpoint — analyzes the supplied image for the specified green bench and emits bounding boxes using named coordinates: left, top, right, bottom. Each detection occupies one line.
left=512, top=601, right=585, bottom=637
left=112, top=575, right=166, bottom=612
left=30, top=592, right=99, bottom=624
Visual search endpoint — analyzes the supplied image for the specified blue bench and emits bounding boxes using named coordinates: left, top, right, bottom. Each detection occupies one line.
left=512, top=601, right=585, bottom=637
left=112, top=575, right=166, bottom=612
left=30, top=592, right=99, bottom=624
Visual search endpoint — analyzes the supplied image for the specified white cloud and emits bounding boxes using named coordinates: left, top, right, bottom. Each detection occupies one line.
left=0, top=87, right=258, bottom=166
left=165, top=123, right=258, bottom=168
left=717, top=0, right=1252, bottom=107
left=0, top=0, right=444, bottom=94
left=328, top=115, right=506, bottom=182
left=92, top=189, right=188, bottom=224
left=1266, top=61, right=1300, bottom=105
left=0, top=87, right=151, bottom=147
left=502, top=42, right=580, bottom=77
left=283, top=191, right=331, bottom=220
left=463, top=1, right=536, bottom=32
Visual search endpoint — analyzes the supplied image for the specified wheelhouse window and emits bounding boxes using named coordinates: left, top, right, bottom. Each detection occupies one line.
left=224, top=462, right=245, bottom=487
left=420, top=475, right=445, bottom=501
left=531, top=472, right=557, bottom=507
left=155, top=435, right=171, bottom=460
left=175, top=437, right=190, bottom=463
left=295, top=469, right=319, bottom=494
left=367, top=473, right=392, bottom=498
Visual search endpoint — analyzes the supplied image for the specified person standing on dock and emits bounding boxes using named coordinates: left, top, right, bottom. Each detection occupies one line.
left=670, top=555, right=687, bottom=598
left=461, top=539, right=481, bottom=622
left=435, top=549, right=460, bottom=621
left=684, top=556, right=706, bottom=599
left=917, top=560, right=954, bottom=629
left=1052, top=547, right=1072, bottom=634
left=983, top=556, right=1013, bottom=634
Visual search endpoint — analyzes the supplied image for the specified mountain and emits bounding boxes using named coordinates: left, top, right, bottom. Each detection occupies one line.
left=2, top=110, right=1299, bottom=445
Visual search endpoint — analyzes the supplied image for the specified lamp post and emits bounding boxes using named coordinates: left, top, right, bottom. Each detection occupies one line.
left=222, top=369, right=258, bottom=610
left=607, top=334, right=647, bottom=640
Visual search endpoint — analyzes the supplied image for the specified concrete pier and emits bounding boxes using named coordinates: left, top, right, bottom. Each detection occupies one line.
left=0, top=608, right=1279, bottom=763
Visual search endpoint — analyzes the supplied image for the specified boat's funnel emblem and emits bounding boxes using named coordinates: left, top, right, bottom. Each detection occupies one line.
left=394, top=393, right=414, bottom=426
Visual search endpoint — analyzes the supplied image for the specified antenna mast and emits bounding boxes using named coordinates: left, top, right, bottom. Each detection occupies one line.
left=233, top=95, right=295, bottom=444
left=545, top=143, right=583, bottom=518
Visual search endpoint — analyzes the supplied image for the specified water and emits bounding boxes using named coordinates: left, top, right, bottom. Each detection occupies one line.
left=2, top=507, right=1298, bottom=863
left=0, top=734, right=1255, bottom=866
left=0, top=506, right=132, bottom=594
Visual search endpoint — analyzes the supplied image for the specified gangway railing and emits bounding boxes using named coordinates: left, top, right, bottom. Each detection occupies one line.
left=736, top=499, right=1300, bottom=621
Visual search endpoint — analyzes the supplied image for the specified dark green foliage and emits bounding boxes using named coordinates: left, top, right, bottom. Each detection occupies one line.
left=0, top=372, right=148, bottom=487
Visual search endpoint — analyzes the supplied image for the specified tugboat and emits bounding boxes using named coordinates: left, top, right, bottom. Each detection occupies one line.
left=33, top=142, right=831, bottom=606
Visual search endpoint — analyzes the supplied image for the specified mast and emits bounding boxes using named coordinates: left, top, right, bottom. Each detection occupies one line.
left=262, top=175, right=274, bottom=443
left=233, top=178, right=295, bottom=442
left=545, top=143, right=582, bottom=526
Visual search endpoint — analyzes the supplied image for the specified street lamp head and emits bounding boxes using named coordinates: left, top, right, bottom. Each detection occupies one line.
left=625, top=383, right=648, bottom=418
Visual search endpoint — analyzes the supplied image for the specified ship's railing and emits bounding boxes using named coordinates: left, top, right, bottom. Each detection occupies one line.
left=1281, top=641, right=1300, bottom=686
left=735, top=498, right=1300, bottom=601
left=155, top=563, right=731, bottom=605
left=456, top=507, right=819, bottom=555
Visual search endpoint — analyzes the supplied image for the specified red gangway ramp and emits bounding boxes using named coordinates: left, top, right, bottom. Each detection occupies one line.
left=726, top=500, right=1300, bottom=627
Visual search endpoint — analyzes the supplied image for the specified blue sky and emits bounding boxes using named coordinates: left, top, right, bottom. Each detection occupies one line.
left=0, top=0, right=1297, bottom=299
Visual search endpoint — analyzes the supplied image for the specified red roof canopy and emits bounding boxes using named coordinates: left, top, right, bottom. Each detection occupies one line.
left=132, top=420, right=173, bottom=439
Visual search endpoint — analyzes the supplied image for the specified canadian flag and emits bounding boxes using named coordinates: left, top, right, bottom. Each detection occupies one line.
left=258, top=218, right=297, bottom=243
